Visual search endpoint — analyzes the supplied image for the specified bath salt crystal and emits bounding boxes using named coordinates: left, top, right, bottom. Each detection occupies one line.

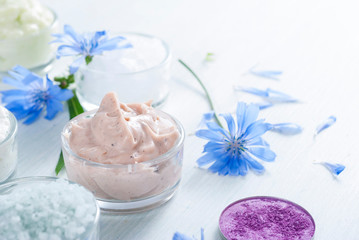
left=0, top=179, right=97, bottom=240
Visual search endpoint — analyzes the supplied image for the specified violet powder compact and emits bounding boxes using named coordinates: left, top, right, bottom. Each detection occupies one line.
left=219, top=196, right=315, bottom=240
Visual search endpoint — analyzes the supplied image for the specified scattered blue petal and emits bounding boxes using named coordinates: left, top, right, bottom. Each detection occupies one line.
left=173, top=229, right=204, bottom=240
left=270, top=123, right=302, bottom=135
left=52, top=25, right=132, bottom=73
left=255, top=102, right=273, bottom=110
left=0, top=66, right=73, bottom=124
left=320, top=162, right=345, bottom=176
left=234, top=87, right=297, bottom=103
left=196, top=111, right=215, bottom=130
left=249, top=66, right=282, bottom=80
left=235, top=87, right=267, bottom=97
left=315, top=116, right=336, bottom=136
left=195, top=102, right=275, bottom=176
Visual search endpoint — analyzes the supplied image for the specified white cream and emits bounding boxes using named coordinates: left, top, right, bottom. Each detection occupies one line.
left=0, top=0, right=58, bottom=71
left=0, top=107, right=10, bottom=141
left=0, top=106, right=17, bottom=182
left=0, top=0, right=54, bottom=39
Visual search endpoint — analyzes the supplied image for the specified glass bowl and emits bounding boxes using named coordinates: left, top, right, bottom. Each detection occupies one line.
left=0, top=106, right=17, bottom=183
left=61, top=109, right=184, bottom=213
left=75, top=32, right=171, bottom=110
left=0, top=8, right=59, bottom=73
left=0, top=176, right=100, bottom=240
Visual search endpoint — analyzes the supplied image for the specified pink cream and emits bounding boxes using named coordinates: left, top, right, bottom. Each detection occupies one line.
left=62, top=92, right=182, bottom=201
left=69, top=92, right=179, bottom=164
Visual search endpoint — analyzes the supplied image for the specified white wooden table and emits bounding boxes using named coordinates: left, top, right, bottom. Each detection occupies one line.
left=5, top=0, right=359, bottom=239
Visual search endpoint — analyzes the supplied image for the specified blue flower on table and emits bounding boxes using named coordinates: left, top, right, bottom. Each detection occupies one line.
left=196, top=102, right=276, bottom=176
left=52, top=25, right=132, bottom=74
left=0, top=65, right=73, bottom=124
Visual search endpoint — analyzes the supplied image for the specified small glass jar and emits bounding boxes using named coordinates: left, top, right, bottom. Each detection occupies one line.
left=0, top=9, right=59, bottom=73
left=0, top=107, right=17, bottom=183
left=75, top=32, right=171, bottom=110
left=0, top=176, right=100, bottom=240
left=61, top=109, right=184, bottom=213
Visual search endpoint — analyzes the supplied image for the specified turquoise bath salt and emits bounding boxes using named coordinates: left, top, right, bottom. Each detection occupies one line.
left=0, top=178, right=98, bottom=240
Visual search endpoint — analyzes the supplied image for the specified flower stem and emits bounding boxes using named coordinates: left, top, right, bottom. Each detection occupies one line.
left=178, top=59, right=223, bottom=128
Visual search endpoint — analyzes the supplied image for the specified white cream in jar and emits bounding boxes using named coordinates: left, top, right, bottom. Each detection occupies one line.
left=0, top=0, right=58, bottom=71
left=0, top=106, right=17, bottom=182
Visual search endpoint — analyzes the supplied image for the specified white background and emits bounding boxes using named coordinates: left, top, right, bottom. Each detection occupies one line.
left=3, top=0, right=359, bottom=239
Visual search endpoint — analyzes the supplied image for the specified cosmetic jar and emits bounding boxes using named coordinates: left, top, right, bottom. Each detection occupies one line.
left=61, top=109, right=184, bottom=213
left=76, top=32, right=171, bottom=110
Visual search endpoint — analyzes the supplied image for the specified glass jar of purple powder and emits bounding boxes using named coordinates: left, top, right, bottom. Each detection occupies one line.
left=219, top=196, right=315, bottom=240
left=0, top=176, right=100, bottom=240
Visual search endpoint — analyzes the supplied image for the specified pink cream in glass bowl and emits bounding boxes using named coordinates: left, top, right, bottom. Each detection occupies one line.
left=61, top=92, right=184, bottom=213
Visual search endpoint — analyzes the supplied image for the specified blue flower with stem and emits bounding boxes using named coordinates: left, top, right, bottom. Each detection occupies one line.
left=179, top=59, right=275, bottom=176
left=51, top=24, right=132, bottom=174
left=196, top=102, right=275, bottom=175
left=52, top=25, right=132, bottom=74
left=0, top=65, right=73, bottom=124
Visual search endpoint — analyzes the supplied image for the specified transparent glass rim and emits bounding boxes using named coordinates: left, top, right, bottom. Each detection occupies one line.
left=0, top=107, right=17, bottom=147
left=0, top=7, right=58, bottom=43
left=61, top=109, right=185, bottom=168
left=77, top=32, right=171, bottom=75
left=0, top=176, right=100, bottom=238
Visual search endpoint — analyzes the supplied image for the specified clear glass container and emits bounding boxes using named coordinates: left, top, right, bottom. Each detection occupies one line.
left=61, top=109, right=184, bottom=213
left=0, top=176, right=100, bottom=240
left=0, top=107, right=17, bottom=183
left=75, top=32, right=171, bottom=110
left=0, top=9, right=59, bottom=73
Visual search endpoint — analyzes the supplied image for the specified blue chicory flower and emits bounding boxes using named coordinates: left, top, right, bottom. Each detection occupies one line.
left=314, top=116, right=336, bottom=136
left=320, top=162, right=345, bottom=176
left=173, top=229, right=204, bottom=240
left=249, top=66, right=282, bottom=80
left=0, top=65, right=73, bottom=124
left=234, top=87, right=297, bottom=103
left=51, top=25, right=132, bottom=74
left=195, top=102, right=276, bottom=176
left=270, top=123, right=302, bottom=135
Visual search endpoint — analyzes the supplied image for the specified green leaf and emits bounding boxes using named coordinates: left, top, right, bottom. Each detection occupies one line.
left=85, top=55, right=93, bottom=65
left=68, top=90, right=84, bottom=119
left=55, top=151, right=64, bottom=175
left=54, top=74, right=75, bottom=89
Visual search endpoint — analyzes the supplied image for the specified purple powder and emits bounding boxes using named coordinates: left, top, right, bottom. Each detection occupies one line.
left=219, top=196, right=315, bottom=240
